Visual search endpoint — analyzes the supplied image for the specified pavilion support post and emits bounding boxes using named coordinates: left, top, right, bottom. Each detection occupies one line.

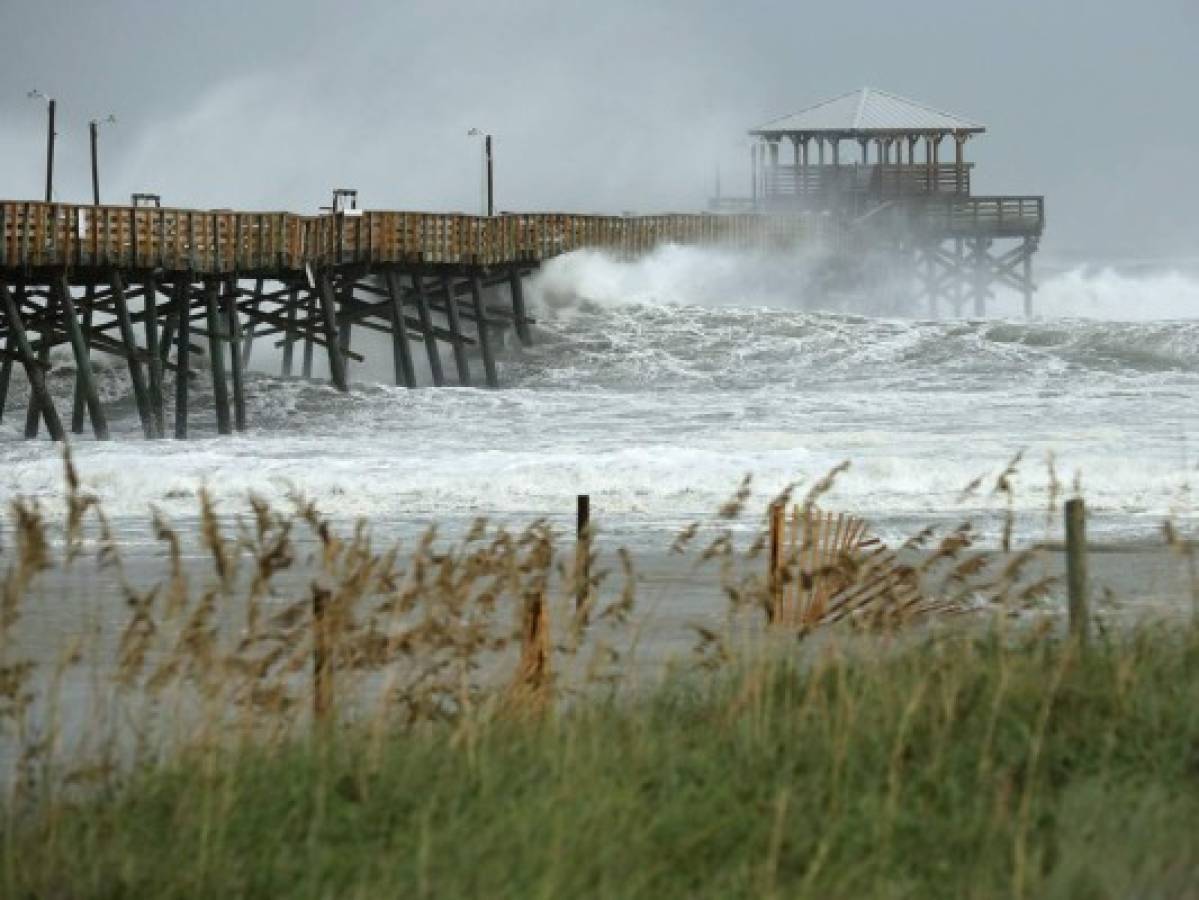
left=470, top=273, right=498, bottom=388
left=55, top=276, right=108, bottom=440
left=0, top=281, right=64, bottom=441
left=383, top=270, right=417, bottom=388
left=204, top=279, right=233, bottom=435
left=112, top=271, right=155, bottom=439
left=225, top=279, right=247, bottom=432
left=302, top=291, right=316, bottom=379
left=1022, top=239, right=1036, bottom=319
left=441, top=275, right=472, bottom=386
left=174, top=283, right=191, bottom=439
left=281, top=287, right=297, bottom=377
left=951, top=238, right=965, bottom=316
left=970, top=239, right=991, bottom=318
left=316, top=273, right=349, bottom=392
left=24, top=292, right=53, bottom=440
left=508, top=267, right=532, bottom=346
left=70, top=282, right=95, bottom=434
left=411, top=271, right=445, bottom=387
left=144, top=276, right=166, bottom=438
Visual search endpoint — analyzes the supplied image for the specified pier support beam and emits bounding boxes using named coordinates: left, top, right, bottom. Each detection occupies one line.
left=302, top=290, right=316, bottom=379
left=441, top=275, right=472, bottom=386
left=384, top=271, right=416, bottom=388
left=411, top=272, right=444, bottom=387
left=226, top=279, right=247, bottom=432
left=70, top=283, right=94, bottom=434
left=281, top=287, right=297, bottom=377
left=0, top=281, right=63, bottom=440
left=316, top=273, right=349, bottom=392
left=470, top=273, right=499, bottom=388
left=174, top=283, right=191, bottom=439
left=112, top=271, right=155, bottom=439
left=23, top=287, right=53, bottom=439
left=508, top=267, right=532, bottom=346
left=204, top=279, right=233, bottom=435
left=55, top=276, right=108, bottom=440
left=144, top=276, right=166, bottom=438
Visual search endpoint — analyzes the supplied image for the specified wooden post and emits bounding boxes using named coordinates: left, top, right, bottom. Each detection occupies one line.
left=204, top=279, right=232, bottom=435
left=1065, top=498, right=1088, bottom=642
left=225, top=279, right=247, bottom=431
left=1022, top=238, right=1035, bottom=320
left=384, top=270, right=416, bottom=388
left=111, top=271, right=155, bottom=439
left=337, top=282, right=353, bottom=381
left=768, top=502, right=784, bottom=622
left=470, top=273, right=498, bottom=388
left=55, top=277, right=109, bottom=440
left=315, top=273, right=348, bottom=392
left=174, top=283, right=190, bottom=439
left=241, top=278, right=262, bottom=367
left=313, top=588, right=333, bottom=722
left=70, top=282, right=94, bottom=434
left=508, top=267, right=532, bottom=346
left=441, top=275, right=472, bottom=386
left=0, top=342, right=11, bottom=422
left=23, top=289, right=53, bottom=439
left=302, top=291, right=315, bottom=379
left=410, top=272, right=445, bottom=387
left=281, top=287, right=297, bottom=377
left=144, top=276, right=166, bottom=438
left=0, top=281, right=64, bottom=440
left=576, top=494, right=591, bottom=612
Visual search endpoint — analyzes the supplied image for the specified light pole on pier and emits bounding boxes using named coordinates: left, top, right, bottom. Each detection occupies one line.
left=468, top=128, right=494, bottom=216
left=89, top=114, right=117, bottom=206
left=27, top=90, right=55, bottom=202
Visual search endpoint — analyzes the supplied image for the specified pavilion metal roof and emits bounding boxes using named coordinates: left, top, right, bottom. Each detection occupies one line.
left=750, top=88, right=984, bottom=136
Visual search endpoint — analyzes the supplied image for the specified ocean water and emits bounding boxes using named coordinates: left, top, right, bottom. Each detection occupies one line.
left=2, top=245, right=1198, bottom=550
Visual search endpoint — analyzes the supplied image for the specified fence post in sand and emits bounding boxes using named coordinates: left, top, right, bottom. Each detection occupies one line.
left=1065, top=498, right=1088, bottom=642
left=313, top=588, right=333, bottom=722
left=768, top=502, right=785, bottom=623
left=576, top=494, right=591, bottom=612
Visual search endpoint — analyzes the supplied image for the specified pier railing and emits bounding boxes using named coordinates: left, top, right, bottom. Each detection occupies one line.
left=0, top=202, right=831, bottom=275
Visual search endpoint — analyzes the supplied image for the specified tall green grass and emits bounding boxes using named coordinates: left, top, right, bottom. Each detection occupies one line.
left=6, top=622, right=1199, bottom=898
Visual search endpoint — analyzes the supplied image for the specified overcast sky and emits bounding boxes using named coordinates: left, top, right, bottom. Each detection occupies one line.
left=0, top=0, right=1194, bottom=260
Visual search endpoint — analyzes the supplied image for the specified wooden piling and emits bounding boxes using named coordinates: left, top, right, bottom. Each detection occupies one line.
left=55, top=277, right=108, bottom=440
left=1065, top=498, right=1088, bottom=642
left=315, top=273, right=349, bottom=392
left=174, top=283, right=190, bottom=439
left=70, top=283, right=94, bottom=434
left=144, top=276, right=166, bottom=438
left=281, top=287, right=297, bottom=377
left=768, top=502, right=784, bottom=622
left=576, top=493, right=591, bottom=612
left=241, top=278, right=262, bottom=367
left=111, top=271, right=155, bottom=439
left=508, top=267, right=532, bottom=346
left=470, top=274, right=499, bottom=388
left=0, top=341, right=11, bottom=422
left=204, top=279, right=233, bottom=435
left=0, top=281, right=64, bottom=440
left=23, top=288, right=52, bottom=439
left=225, top=280, right=247, bottom=432
left=384, top=270, right=417, bottom=388
left=411, top=272, right=445, bottom=387
left=302, top=291, right=315, bottom=379
left=313, top=587, right=333, bottom=723
left=441, top=275, right=472, bottom=386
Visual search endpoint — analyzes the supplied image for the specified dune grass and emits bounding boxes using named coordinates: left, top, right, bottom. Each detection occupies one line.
left=5, top=618, right=1199, bottom=899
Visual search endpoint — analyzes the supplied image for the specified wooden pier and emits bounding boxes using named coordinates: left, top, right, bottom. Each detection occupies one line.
left=0, top=203, right=828, bottom=440
left=0, top=87, right=1045, bottom=442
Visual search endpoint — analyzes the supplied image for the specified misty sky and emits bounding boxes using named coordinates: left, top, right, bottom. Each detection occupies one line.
left=0, top=0, right=1194, bottom=260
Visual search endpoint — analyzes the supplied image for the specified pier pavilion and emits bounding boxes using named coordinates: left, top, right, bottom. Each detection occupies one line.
left=739, top=87, right=1045, bottom=316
